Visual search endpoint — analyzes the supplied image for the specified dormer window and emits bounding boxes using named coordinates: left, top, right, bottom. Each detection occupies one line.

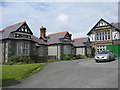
left=15, top=34, right=21, bottom=38
left=28, top=36, right=31, bottom=39
left=25, top=28, right=27, bottom=32
left=16, top=34, right=19, bottom=37
left=21, top=28, right=24, bottom=31
left=19, top=29, right=21, bottom=31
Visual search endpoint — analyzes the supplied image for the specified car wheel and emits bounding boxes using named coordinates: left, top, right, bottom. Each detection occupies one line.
left=109, top=57, right=111, bottom=62
left=95, top=60, right=99, bottom=63
left=113, top=57, right=115, bottom=60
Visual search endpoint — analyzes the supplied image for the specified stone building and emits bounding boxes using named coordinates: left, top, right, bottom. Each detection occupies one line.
left=1, top=20, right=99, bottom=62
left=0, top=21, right=48, bottom=62
left=40, top=28, right=75, bottom=60
left=73, top=37, right=92, bottom=56
left=87, top=18, right=120, bottom=53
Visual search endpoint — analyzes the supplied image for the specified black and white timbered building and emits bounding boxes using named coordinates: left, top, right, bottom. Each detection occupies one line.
left=87, top=18, right=120, bottom=53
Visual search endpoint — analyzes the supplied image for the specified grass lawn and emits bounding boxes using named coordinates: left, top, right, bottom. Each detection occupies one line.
left=1, top=63, right=45, bottom=87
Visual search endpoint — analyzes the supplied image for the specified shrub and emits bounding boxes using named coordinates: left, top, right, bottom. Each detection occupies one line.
left=61, top=56, right=71, bottom=60
left=8, top=55, right=34, bottom=64
left=75, top=54, right=86, bottom=59
left=30, top=55, right=48, bottom=63
left=22, top=56, right=33, bottom=64
left=47, top=59, right=57, bottom=62
left=8, top=55, right=21, bottom=63
left=30, top=55, right=40, bottom=63
left=3, top=62, right=15, bottom=65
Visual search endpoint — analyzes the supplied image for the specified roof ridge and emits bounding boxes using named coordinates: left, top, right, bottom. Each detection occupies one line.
left=48, top=31, right=68, bottom=36
left=2, top=21, right=26, bottom=30
left=73, top=37, right=88, bottom=40
left=111, top=22, right=120, bottom=24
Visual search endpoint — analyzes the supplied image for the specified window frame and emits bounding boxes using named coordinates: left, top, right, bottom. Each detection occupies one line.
left=17, top=41, right=29, bottom=56
left=96, top=31, right=110, bottom=41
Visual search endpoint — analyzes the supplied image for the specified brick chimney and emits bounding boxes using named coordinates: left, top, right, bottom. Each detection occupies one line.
left=40, top=26, right=46, bottom=38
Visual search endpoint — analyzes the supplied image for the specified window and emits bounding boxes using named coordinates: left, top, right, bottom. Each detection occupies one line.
left=105, top=32, right=107, bottom=40
left=25, top=28, right=28, bottom=32
left=102, top=32, right=104, bottom=40
left=99, top=32, right=102, bottom=40
left=96, top=31, right=110, bottom=41
left=17, top=42, right=22, bottom=55
left=21, top=28, right=24, bottom=31
left=23, top=42, right=29, bottom=55
left=17, top=41, right=29, bottom=55
left=107, top=32, right=110, bottom=40
left=96, top=45, right=106, bottom=53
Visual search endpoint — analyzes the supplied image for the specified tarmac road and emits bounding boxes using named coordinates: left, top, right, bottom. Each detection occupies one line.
left=8, top=58, right=118, bottom=88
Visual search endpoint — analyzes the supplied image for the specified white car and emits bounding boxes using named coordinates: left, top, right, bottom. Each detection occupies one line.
left=95, top=50, right=115, bottom=62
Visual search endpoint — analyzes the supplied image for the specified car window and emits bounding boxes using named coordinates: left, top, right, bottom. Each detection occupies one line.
left=98, top=50, right=110, bottom=54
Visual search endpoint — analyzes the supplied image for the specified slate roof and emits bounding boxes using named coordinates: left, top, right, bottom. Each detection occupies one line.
left=31, top=35, right=48, bottom=45
left=111, top=23, right=120, bottom=30
left=0, top=21, right=47, bottom=45
left=0, top=21, right=25, bottom=39
left=73, top=37, right=89, bottom=47
left=47, top=31, right=68, bottom=44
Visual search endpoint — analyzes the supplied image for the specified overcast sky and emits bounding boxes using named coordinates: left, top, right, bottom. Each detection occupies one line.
left=0, top=1, right=118, bottom=38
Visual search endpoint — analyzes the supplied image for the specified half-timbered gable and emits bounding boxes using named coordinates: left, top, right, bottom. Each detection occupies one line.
left=12, top=22, right=33, bottom=39
left=87, top=18, right=120, bottom=53
left=1, top=22, right=48, bottom=62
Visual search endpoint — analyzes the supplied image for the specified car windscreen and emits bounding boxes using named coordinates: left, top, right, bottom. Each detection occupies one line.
left=98, top=51, right=110, bottom=54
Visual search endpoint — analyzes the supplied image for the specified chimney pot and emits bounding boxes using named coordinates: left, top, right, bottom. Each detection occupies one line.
left=40, top=26, right=46, bottom=38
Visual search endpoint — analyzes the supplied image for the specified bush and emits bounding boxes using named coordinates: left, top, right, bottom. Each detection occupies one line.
left=8, top=55, right=33, bottom=64
left=22, top=56, right=33, bottom=64
left=3, top=62, right=15, bottom=65
left=8, top=55, right=21, bottom=63
left=75, top=54, right=86, bottom=59
left=47, top=59, right=57, bottom=62
left=61, top=56, right=71, bottom=60
left=30, top=55, right=40, bottom=63
left=30, top=55, right=48, bottom=63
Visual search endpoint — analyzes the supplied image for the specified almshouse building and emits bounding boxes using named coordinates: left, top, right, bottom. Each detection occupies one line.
left=0, top=21, right=76, bottom=62
left=1, top=18, right=119, bottom=62
left=39, top=26, right=75, bottom=60
left=0, top=21, right=91, bottom=62
left=0, top=21, right=48, bottom=62
left=87, top=18, right=120, bottom=53
left=73, top=37, right=92, bottom=56
left=47, top=31, right=74, bottom=60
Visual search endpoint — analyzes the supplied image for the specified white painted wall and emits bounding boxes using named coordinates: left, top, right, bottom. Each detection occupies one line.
left=89, top=34, right=95, bottom=41
left=112, top=31, right=120, bottom=40
left=76, top=47, right=85, bottom=55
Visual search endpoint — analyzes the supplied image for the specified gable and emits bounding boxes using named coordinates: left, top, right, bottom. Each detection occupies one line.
left=15, top=23, right=33, bottom=35
left=1, top=21, right=33, bottom=40
left=64, top=33, right=71, bottom=39
left=87, top=18, right=120, bottom=35
left=47, top=31, right=73, bottom=44
left=95, top=19, right=109, bottom=28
